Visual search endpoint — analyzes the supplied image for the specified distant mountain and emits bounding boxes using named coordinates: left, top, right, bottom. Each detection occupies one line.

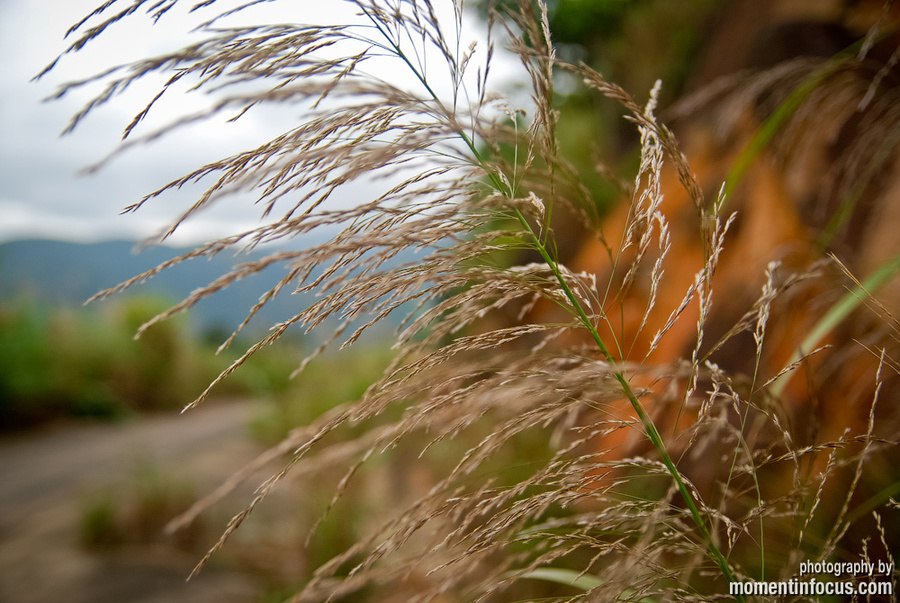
left=0, top=239, right=411, bottom=340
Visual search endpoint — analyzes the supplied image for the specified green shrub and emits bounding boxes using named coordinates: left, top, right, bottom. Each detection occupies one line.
left=0, top=296, right=247, bottom=428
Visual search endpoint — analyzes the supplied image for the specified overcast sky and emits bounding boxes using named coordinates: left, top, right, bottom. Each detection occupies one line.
left=0, top=0, right=518, bottom=247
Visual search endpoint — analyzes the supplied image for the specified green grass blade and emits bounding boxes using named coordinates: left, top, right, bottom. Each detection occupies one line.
left=510, top=567, right=604, bottom=592
left=718, top=59, right=848, bottom=210
left=770, top=252, right=900, bottom=399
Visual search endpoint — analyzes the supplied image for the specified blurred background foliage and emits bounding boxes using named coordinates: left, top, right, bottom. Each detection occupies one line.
left=0, top=294, right=402, bottom=435
left=0, top=296, right=210, bottom=428
left=477, top=0, right=725, bottom=264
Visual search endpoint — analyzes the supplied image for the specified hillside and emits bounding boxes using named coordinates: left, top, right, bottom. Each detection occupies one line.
left=0, top=239, right=376, bottom=339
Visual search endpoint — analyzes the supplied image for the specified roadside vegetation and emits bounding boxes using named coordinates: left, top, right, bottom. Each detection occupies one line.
left=0, top=296, right=215, bottom=428
left=0, top=295, right=397, bottom=437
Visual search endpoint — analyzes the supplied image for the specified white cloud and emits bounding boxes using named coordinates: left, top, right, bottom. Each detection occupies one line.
left=1, top=0, right=525, bottom=246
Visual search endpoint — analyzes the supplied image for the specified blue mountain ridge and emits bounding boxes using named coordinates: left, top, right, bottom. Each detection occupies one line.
left=0, top=239, right=416, bottom=341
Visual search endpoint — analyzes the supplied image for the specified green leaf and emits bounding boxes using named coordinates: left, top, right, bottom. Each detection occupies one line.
left=509, top=567, right=656, bottom=601
left=510, top=567, right=604, bottom=591
left=770, top=252, right=900, bottom=399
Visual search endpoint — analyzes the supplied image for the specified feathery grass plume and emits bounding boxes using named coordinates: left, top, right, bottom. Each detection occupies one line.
left=43, top=0, right=900, bottom=601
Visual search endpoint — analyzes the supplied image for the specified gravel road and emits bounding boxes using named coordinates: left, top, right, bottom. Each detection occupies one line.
left=0, top=400, right=268, bottom=603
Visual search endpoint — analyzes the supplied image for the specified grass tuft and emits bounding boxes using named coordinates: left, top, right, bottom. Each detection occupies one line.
left=44, top=1, right=900, bottom=600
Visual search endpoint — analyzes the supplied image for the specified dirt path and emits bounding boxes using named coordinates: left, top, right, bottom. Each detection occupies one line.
left=0, top=400, right=270, bottom=603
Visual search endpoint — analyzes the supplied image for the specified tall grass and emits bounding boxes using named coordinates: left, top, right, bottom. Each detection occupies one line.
left=41, top=1, right=900, bottom=601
